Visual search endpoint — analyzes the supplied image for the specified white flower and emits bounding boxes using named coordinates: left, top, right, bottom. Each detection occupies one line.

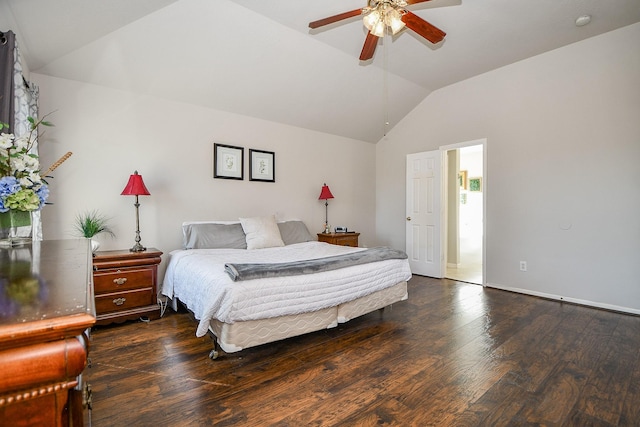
left=23, top=155, right=39, bottom=171
left=18, top=170, right=40, bottom=186
left=12, top=136, right=30, bottom=151
left=0, top=133, right=14, bottom=149
left=29, top=172, right=43, bottom=185
left=10, top=157, right=28, bottom=173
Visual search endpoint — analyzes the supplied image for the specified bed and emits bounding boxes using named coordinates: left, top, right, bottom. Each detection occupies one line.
left=161, top=216, right=412, bottom=358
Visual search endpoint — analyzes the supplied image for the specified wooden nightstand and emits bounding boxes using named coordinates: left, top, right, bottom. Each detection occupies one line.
left=92, top=248, right=162, bottom=325
left=317, top=232, right=360, bottom=247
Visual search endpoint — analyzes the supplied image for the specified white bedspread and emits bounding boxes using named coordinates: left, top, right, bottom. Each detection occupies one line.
left=161, top=241, right=412, bottom=337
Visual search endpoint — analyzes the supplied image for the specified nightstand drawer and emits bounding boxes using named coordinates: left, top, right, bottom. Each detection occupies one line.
left=95, top=288, right=155, bottom=314
left=94, top=268, right=154, bottom=294
left=317, top=232, right=360, bottom=247
left=333, top=235, right=358, bottom=247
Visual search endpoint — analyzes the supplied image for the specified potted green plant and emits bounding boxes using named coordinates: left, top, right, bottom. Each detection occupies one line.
left=74, top=210, right=115, bottom=252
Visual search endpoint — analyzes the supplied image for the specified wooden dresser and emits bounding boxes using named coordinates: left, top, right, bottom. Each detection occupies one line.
left=317, top=232, right=360, bottom=247
left=92, top=248, right=162, bottom=325
left=0, top=239, right=96, bottom=426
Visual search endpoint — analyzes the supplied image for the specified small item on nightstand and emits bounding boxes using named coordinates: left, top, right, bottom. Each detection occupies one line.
left=334, top=226, right=347, bottom=233
left=324, top=224, right=331, bottom=233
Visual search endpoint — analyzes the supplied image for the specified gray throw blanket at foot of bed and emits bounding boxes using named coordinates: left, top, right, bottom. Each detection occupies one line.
left=224, top=247, right=408, bottom=282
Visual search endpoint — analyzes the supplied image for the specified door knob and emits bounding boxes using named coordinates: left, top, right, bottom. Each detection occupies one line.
left=406, top=217, right=411, bottom=221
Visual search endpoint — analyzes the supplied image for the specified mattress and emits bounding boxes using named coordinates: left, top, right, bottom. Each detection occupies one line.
left=162, top=241, right=412, bottom=337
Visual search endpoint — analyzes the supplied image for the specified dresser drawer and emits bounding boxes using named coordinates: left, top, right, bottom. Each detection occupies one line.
left=95, top=288, right=155, bottom=314
left=94, top=268, right=153, bottom=294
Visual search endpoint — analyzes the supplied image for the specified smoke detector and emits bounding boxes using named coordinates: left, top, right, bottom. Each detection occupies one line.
left=575, top=15, right=592, bottom=27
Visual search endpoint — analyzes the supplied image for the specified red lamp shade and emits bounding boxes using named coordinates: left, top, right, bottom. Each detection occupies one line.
left=121, top=171, right=150, bottom=196
left=318, top=183, right=334, bottom=200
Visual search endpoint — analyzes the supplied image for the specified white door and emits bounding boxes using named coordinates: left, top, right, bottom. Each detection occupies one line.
left=406, top=151, right=443, bottom=277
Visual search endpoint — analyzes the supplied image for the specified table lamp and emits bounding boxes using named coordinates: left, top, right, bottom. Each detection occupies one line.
left=318, top=183, right=334, bottom=233
left=121, top=171, right=150, bottom=252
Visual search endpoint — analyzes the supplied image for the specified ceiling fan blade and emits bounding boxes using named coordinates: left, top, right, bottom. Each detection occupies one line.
left=401, top=11, right=446, bottom=44
left=309, top=9, right=364, bottom=29
left=359, top=32, right=379, bottom=61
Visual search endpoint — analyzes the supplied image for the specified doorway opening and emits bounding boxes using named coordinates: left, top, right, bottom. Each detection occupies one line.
left=444, top=143, right=484, bottom=284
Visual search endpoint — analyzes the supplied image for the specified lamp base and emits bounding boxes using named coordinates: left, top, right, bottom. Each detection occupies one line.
left=130, top=242, right=146, bottom=252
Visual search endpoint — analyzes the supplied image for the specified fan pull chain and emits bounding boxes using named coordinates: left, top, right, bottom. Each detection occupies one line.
left=383, top=29, right=389, bottom=137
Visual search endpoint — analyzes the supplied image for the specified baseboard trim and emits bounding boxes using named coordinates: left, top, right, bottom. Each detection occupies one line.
left=484, top=282, right=640, bottom=316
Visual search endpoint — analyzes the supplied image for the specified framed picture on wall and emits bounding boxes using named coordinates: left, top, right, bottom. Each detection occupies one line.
left=214, top=143, right=244, bottom=180
left=249, top=149, right=275, bottom=182
left=459, top=170, right=468, bottom=189
left=469, top=177, right=482, bottom=192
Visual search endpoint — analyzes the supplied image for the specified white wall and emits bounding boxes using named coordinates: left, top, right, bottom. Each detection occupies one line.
left=376, top=23, right=640, bottom=313
left=33, top=75, right=377, bottom=276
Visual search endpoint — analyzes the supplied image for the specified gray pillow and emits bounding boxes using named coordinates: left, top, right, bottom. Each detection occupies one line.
left=277, top=221, right=314, bottom=245
left=183, top=223, right=247, bottom=249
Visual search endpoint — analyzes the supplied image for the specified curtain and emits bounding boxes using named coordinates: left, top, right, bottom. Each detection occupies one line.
left=12, top=37, right=43, bottom=240
left=0, top=30, right=15, bottom=132
left=0, top=31, right=43, bottom=240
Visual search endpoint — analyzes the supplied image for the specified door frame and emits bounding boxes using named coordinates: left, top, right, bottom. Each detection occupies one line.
left=440, top=138, right=487, bottom=286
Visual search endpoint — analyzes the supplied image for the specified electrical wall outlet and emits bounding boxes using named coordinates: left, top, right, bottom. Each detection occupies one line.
left=520, top=261, right=527, bottom=272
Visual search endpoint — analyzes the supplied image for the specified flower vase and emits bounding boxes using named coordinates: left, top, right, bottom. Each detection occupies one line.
left=0, top=244, right=46, bottom=316
left=0, top=210, right=33, bottom=247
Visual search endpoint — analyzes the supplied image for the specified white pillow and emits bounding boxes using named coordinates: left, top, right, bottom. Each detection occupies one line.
left=239, top=215, right=285, bottom=250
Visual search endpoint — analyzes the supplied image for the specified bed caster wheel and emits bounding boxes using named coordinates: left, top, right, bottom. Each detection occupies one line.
left=209, top=349, right=219, bottom=360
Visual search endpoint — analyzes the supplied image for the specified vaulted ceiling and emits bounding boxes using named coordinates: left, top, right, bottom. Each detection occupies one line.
left=1, top=0, right=639, bottom=142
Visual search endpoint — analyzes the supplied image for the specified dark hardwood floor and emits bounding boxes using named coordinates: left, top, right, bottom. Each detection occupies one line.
left=85, top=276, right=640, bottom=426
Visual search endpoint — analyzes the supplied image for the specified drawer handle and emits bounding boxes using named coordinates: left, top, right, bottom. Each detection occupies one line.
left=113, top=277, right=127, bottom=285
left=113, top=297, right=127, bottom=306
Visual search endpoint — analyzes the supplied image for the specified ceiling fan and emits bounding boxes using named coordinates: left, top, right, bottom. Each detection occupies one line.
left=309, top=0, right=446, bottom=61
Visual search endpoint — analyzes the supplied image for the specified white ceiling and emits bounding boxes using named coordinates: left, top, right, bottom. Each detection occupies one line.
left=1, top=0, right=639, bottom=143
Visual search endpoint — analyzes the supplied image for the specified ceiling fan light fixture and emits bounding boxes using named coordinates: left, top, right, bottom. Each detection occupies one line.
left=363, top=9, right=381, bottom=31
left=371, top=19, right=386, bottom=37
left=385, top=8, right=405, bottom=34
left=364, top=2, right=405, bottom=37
